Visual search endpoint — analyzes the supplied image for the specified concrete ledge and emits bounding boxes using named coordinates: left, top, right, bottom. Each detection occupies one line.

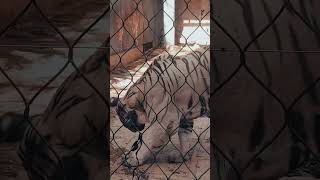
left=110, top=47, right=143, bottom=69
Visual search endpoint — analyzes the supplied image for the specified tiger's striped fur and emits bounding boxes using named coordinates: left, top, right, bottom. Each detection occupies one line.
left=18, top=40, right=109, bottom=180
left=116, top=46, right=210, bottom=166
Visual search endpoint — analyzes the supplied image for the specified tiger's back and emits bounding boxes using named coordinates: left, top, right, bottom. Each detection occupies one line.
left=140, top=46, right=210, bottom=122
left=117, top=46, right=210, bottom=166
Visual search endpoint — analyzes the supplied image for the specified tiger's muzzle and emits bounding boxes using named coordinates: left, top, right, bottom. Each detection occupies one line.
left=116, top=102, right=145, bottom=132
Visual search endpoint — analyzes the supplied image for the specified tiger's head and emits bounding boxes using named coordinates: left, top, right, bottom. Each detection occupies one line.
left=116, top=85, right=148, bottom=132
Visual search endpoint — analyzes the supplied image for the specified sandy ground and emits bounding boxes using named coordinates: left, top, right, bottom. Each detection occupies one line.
left=110, top=107, right=210, bottom=180
left=110, top=46, right=211, bottom=180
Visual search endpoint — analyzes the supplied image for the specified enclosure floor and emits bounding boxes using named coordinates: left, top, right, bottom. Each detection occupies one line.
left=110, top=108, right=210, bottom=180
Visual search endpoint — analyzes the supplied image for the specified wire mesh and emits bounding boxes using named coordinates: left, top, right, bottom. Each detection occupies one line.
left=110, top=0, right=210, bottom=179
left=0, top=0, right=109, bottom=180
left=1, top=0, right=320, bottom=180
left=211, top=0, right=320, bottom=179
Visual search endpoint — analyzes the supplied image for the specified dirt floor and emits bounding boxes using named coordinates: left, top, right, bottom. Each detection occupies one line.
left=110, top=109, right=210, bottom=180
left=110, top=45, right=210, bottom=180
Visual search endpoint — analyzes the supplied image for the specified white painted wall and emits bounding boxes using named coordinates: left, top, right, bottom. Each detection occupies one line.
left=163, top=0, right=175, bottom=46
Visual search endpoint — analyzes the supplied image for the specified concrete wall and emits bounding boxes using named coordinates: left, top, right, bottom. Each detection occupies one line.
left=142, top=0, right=164, bottom=48
left=0, top=0, right=106, bottom=32
left=163, top=0, right=175, bottom=46
left=110, top=0, right=163, bottom=55
left=1, top=1, right=37, bottom=28
left=0, top=0, right=66, bottom=28
left=175, top=0, right=210, bottom=45
left=0, top=1, right=27, bottom=27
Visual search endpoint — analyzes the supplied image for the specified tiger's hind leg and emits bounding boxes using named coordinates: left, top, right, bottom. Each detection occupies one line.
left=177, top=117, right=195, bottom=162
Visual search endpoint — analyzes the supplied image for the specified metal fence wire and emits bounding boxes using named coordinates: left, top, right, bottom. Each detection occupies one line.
left=110, top=0, right=210, bottom=179
left=0, top=0, right=109, bottom=180
left=211, top=0, right=320, bottom=180
left=0, top=0, right=320, bottom=180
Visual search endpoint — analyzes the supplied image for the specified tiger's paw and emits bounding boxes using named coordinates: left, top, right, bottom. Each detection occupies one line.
left=167, top=150, right=192, bottom=163
left=122, top=154, right=139, bottom=168
left=122, top=151, right=147, bottom=168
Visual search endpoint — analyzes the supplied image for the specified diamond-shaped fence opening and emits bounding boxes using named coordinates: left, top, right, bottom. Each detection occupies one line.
left=1, top=0, right=319, bottom=180
left=211, top=0, right=320, bottom=180
left=0, top=0, right=109, bottom=180
left=110, top=0, right=210, bottom=179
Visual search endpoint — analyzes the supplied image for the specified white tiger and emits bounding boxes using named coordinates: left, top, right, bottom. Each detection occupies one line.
left=116, top=46, right=210, bottom=166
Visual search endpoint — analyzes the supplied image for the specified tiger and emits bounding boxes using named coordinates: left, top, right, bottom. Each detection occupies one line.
left=210, top=0, right=320, bottom=179
left=115, top=45, right=210, bottom=167
left=18, top=40, right=109, bottom=180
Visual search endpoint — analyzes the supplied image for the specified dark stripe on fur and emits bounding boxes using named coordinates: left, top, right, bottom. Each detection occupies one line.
left=315, top=113, right=320, bottom=152
left=249, top=101, right=265, bottom=151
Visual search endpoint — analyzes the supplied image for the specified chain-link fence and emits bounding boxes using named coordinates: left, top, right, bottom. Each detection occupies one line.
left=211, top=0, right=320, bottom=179
left=0, top=0, right=109, bottom=180
left=0, top=0, right=211, bottom=179
left=1, top=0, right=320, bottom=180
left=109, top=0, right=210, bottom=179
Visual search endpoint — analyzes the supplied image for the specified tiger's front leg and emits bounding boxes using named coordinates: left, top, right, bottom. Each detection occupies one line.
left=178, top=118, right=195, bottom=162
left=124, top=120, right=175, bottom=167
left=124, top=120, right=196, bottom=166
